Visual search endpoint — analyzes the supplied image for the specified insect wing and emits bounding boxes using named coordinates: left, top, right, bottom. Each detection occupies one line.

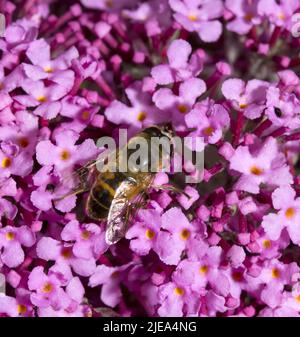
left=105, top=179, right=147, bottom=245
left=54, top=145, right=119, bottom=201
left=54, top=161, right=96, bottom=201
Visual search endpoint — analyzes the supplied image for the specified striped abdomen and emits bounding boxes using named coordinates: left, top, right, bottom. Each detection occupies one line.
left=86, top=172, right=125, bottom=220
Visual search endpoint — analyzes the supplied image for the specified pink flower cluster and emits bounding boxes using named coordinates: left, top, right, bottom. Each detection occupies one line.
left=1, top=0, right=300, bottom=317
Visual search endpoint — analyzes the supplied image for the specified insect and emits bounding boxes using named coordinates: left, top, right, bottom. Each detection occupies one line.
left=57, top=125, right=178, bottom=245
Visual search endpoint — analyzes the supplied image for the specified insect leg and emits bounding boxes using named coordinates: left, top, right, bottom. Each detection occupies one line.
left=54, top=185, right=90, bottom=201
left=125, top=193, right=148, bottom=221
left=54, top=167, right=96, bottom=201
left=153, top=184, right=190, bottom=198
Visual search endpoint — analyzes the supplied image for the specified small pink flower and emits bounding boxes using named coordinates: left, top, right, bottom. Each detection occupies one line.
left=256, top=230, right=290, bottom=259
left=0, top=19, right=38, bottom=54
left=36, top=237, right=97, bottom=277
left=0, top=141, right=33, bottom=179
left=260, top=282, right=284, bottom=309
left=36, top=129, right=97, bottom=172
left=59, top=95, right=99, bottom=133
left=105, top=81, right=169, bottom=134
left=258, top=0, right=300, bottom=28
left=28, top=266, right=84, bottom=311
left=225, top=0, right=261, bottom=35
left=169, top=0, right=223, bottom=42
left=30, top=165, right=60, bottom=212
left=230, top=137, right=292, bottom=194
left=61, top=220, right=108, bottom=259
left=154, top=207, right=196, bottom=265
left=0, top=110, right=39, bottom=156
left=153, top=77, right=206, bottom=131
left=266, top=85, right=300, bottom=128
left=151, top=39, right=203, bottom=85
left=259, top=259, right=299, bottom=286
left=205, top=290, right=228, bottom=316
left=283, top=283, right=300, bottom=312
left=15, top=71, right=75, bottom=119
left=89, top=263, right=133, bottom=307
left=174, top=246, right=230, bottom=297
left=0, top=226, right=35, bottom=268
left=222, top=78, right=269, bottom=119
left=227, top=245, right=246, bottom=268
left=24, top=39, right=79, bottom=81
left=0, top=296, right=20, bottom=317
left=262, top=185, right=300, bottom=243
left=185, top=98, right=230, bottom=145
left=157, top=281, right=200, bottom=317
left=123, top=0, right=172, bottom=37
left=126, top=209, right=162, bottom=256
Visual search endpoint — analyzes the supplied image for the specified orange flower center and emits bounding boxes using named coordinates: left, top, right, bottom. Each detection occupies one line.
left=199, top=265, right=209, bottom=274
left=1, top=157, right=12, bottom=168
left=250, top=165, right=264, bottom=176
left=61, top=247, right=72, bottom=259
left=263, top=240, right=272, bottom=249
left=174, top=287, right=184, bottom=296
left=188, top=14, right=198, bottom=21
left=60, top=150, right=71, bottom=161
left=18, top=137, right=29, bottom=148
left=137, top=111, right=147, bottom=122
left=5, top=231, right=15, bottom=241
left=177, top=104, right=188, bottom=114
left=17, top=304, right=27, bottom=315
left=81, top=230, right=91, bottom=240
left=244, top=13, right=253, bottom=22
left=180, top=228, right=190, bottom=240
left=239, top=102, right=248, bottom=109
left=44, top=66, right=53, bottom=73
left=81, top=111, right=90, bottom=120
left=296, top=295, right=300, bottom=303
left=145, top=229, right=155, bottom=240
left=271, top=268, right=280, bottom=279
left=111, top=271, right=119, bottom=279
left=37, top=96, right=47, bottom=103
left=204, top=126, right=214, bottom=136
left=285, top=207, right=295, bottom=219
left=42, top=282, right=53, bottom=293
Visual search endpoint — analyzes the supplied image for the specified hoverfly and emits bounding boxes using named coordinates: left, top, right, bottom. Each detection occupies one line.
left=57, top=125, right=178, bottom=245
